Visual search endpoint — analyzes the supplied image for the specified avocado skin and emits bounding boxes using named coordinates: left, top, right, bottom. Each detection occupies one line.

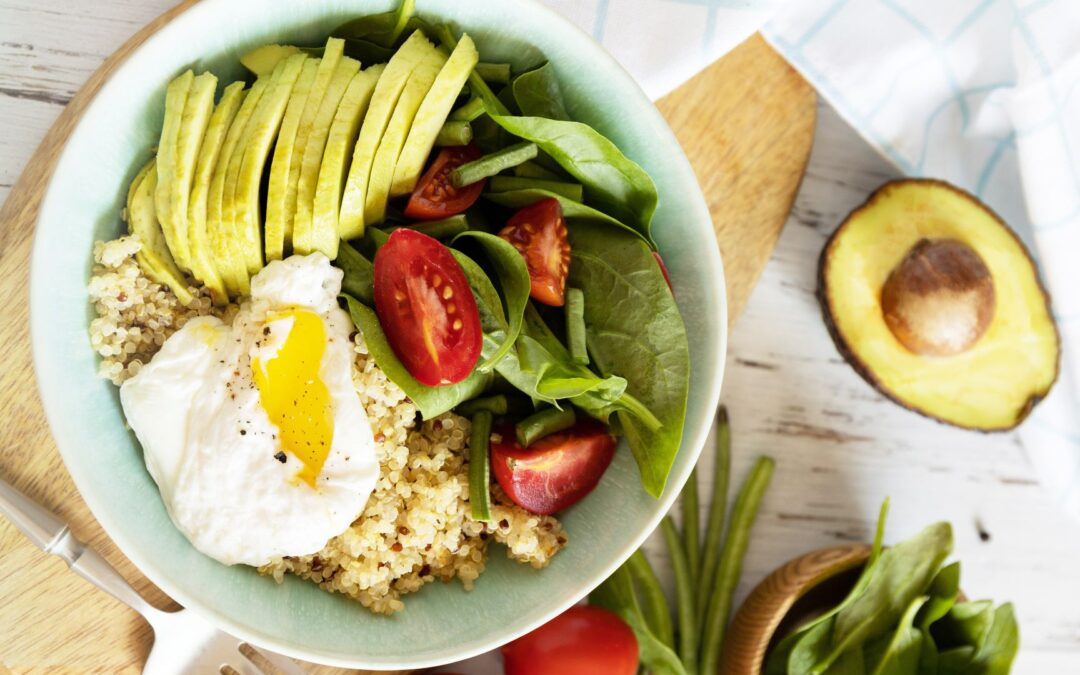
left=817, top=178, right=1061, bottom=432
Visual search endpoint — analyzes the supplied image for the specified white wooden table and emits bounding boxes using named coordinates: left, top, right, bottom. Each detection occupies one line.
left=2, top=2, right=1079, bottom=673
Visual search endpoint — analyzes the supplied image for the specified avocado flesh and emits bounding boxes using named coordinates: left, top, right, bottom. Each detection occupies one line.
left=364, top=41, right=446, bottom=225
left=240, top=44, right=302, bottom=77
left=187, top=81, right=245, bottom=305
left=154, top=70, right=194, bottom=272
left=279, top=39, right=344, bottom=255
left=391, top=34, right=478, bottom=197
left=127, top=160, right=194, bottom=305
left=311, top=65, right=383, bottom=260
left=170, top=71, right=217, bottom=285
left=265, top=58, right=320, bottom=262
left=208, top=76, right=266, bottom=297
left=820, top=179, right=1060, bottom=431
left=233, top=52, right=307, bottom=280
left=339, top=30, right=434, bottom=240
left=292, top=55, right=361, bottom=255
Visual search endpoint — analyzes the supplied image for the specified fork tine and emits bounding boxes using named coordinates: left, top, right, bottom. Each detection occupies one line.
left=239, top=642, right=307, bottom=675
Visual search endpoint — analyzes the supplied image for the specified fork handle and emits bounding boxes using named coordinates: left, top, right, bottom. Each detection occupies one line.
left=47, top=526, right=159, bottom=621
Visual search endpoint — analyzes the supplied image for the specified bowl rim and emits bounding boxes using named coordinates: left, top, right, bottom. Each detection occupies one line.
left=29, top=0, right=728, bottom=667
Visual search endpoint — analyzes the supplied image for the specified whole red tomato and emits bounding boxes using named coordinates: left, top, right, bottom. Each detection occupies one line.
left=501, top=605, right=638, bottom=675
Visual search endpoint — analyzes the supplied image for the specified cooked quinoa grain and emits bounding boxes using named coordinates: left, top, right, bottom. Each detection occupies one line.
left=89, top=237, right=566, bottom=614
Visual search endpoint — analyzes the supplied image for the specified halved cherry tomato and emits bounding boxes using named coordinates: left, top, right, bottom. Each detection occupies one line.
left=491, top=419, right=616, bottom=515
left=499, top=198, right=570, bottom=306
left=653, top=251, right=673, bottom=291
left=502, top=605, right=639, bottom=675
left=373, top=229, right=482, bottom=386
left=404, top=144, right=485, bottom=220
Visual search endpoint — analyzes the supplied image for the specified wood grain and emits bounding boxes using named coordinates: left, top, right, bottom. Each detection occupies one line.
left=0, top=1, right=814, bottom=670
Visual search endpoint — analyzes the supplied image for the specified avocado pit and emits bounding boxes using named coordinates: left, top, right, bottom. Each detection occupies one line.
left=881, top=238, right=995, bottom=357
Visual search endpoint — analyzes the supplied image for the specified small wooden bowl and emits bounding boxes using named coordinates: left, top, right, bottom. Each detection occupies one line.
left=719, top=544, right=872, bottom=675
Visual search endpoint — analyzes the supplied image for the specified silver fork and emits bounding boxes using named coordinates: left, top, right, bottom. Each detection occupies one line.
left=0, top=478, right=307, bottom=675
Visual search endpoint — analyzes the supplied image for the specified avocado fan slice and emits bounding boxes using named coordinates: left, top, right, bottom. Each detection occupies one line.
left=234, top=52, right=308, bottom=282
left=292, top=55, right=361, bottom=256
left=265, top=58, right=320, bottom=262
left=127, top=159, right=194, bottom=305
left=153, top=70, right=194, bottom=272
left=339, top=30, right=435, bottom=240
left=208, top=76, right=267, bottom=298
left=240, top=44, right=303, bottom=77
left=391, top=34, right=479, bottom=197
left=187, top=81, right=245, bottom=305
left=170, top=71, right=217, bottom=287
left=278, top=38, right=345, bottom=256
left=819, top=179, right=1060, bottom=431
left=364, top=40, right=447, bottom=225
left=310, top=65, right=383, bottom=261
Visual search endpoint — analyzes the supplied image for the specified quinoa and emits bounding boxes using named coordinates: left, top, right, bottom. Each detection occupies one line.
left=88, top=236, right=566, bottom=614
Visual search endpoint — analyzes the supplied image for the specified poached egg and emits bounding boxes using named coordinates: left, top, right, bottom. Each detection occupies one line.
left=120, top=253, right=377, bottom=566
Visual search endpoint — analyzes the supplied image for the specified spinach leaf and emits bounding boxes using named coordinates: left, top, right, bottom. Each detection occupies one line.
left=449, top=232, right=529, bottom=371
left=932, top=598, right=1019, bottom=673
left=967, top=603, right=1019, bottom=675
left=590, top=562, right=688, bottom=675
left=335, top=239, right=374, bottom=305
left=863, top=596, right=928, bottom=675
left=486, top=114, right=658, bottom=241
left=915, top=561, right=961, bottom=673
left=567, top=221, right=688, bottom=498
left=816, top=522, right=953, bottom=672
left=483, top=188, right=649, bottom=243
left=511, top=62, right=569, bottom=120
left=330, top=0, right=415, bottom=47
left=343, top=295, right=491, bottom=419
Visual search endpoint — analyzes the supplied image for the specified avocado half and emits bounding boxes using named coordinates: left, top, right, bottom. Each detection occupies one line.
left=819, top=179, right=1060, bottom=431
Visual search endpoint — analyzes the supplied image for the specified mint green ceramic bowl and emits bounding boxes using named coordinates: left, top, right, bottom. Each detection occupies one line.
left=31, top=0, right=726, bottom=668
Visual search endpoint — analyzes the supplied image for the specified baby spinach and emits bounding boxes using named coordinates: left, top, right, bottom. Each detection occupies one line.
left=863, top=597, right=928, bottom=675
left=336, top=239, right=374, bottom=305
left=486, top=114, right=658, bottom=242
left=511, top=62, right=569, bottom=121
left=566, top=221, right=688, bottom=498
left=343, top=295, right=491, bottom=419
left=330, top=0, right=415, bottom=47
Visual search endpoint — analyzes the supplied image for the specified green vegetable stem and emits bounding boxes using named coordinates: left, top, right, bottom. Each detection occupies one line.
left=475, top=62, right=511, bottom=84
left=468, top=410, right=493, bottom=521
left=489, top=175, right=584, bottom=202
left=449, top=96, right=485, bottom=122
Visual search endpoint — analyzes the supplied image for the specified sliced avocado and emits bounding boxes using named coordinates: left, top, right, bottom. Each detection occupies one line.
left=310, top=64, right=383, bottom=260
left=188, top=81, right=245, bottom=305
left=265, top=58, right=320, bottom=262
left=364, top=41, right=446, bottom=225
left=127, top=160, right=194, bottom=305
left=126, top=156, right=155, bottom=209
left=240, top=44, right=302, bottom=77
left=280, top=38, right=345, bottom=253
left=819, top=179, right=1060, bottom=431
left=292, top=55, right=361, bottom=255
left=154, top=70, right=194, bottom=272
left=391, top=34, right=478, bottom=197
left=233, top=52, right=307, bottom=281
left=339, top=30, right=434, bottom=240
left=208, top=77, right=267, bottom=297
left=170, top=71, right=217, bottom=284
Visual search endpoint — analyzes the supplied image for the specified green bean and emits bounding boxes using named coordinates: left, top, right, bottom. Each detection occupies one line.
left=699, top=456, right=775, bottom=675
left=515, top=406, right=575, bottom=447
left=456, top=394, right=509, bottom=417
left=468, top=411, right=494, bottom=521
left=434, top=120, right=473, bottom=146
left=662, top=517, right=697, bottom=674
left=489, top=175, right=584, bottom=202
left=401, top=214, right=469, bottom=240
left=564, top=287, right=589, bottom=365
left=513, top=160, right=563, bottom=181
left=697, top=406, right=731, bottom=626
left=475, top=62, right=511, bottom=84
left=449, top=96, right=485, bottom=122
left=627, top=549, right=675, bottom=651
left=681, top=466, right=700, bottom=591
left=450, top=142, right=538, bottom=188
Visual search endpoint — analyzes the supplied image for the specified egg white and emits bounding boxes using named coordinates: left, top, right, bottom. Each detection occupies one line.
left=120, top=254, right=378, bottom=566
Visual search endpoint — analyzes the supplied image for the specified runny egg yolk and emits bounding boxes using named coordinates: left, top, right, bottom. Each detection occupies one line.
left=251, top=309, right=334, bottom=487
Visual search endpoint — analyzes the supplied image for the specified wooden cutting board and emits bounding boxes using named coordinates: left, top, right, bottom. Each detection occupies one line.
left=0, top=0, right=814, bottom=669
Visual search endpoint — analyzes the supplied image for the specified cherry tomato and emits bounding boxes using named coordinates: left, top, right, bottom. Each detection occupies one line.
left=404, top=144, right=485, bottom=220
left=373, top=229, right=482, bottom=386
left=502, top=605, right=639, bottom=675
left=491, top=419, right=616, bottom=515
left=653, top=251, right=673, bottom=291
left=498, top=198, right=571, bottom=306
